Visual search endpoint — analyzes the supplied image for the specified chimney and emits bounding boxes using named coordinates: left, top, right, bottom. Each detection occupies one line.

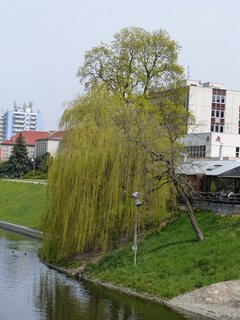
left=219, top=142, right=223, bottom=160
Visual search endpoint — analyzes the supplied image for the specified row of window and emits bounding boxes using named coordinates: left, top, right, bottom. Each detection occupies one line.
left=211, top=110, right=224, bottom=118
left=186, top=146, right=240, bottom=159
left=212, top=95, right=225, bottom=104
left=212, top=103, right=225, bottom=110
left=185, top=145, right=206, bottom=158
left=211, top=125, right=224, bottom=133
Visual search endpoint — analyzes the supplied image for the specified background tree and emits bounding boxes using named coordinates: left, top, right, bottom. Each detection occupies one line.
left=118, top=85, right=204, bottom=240
left=77, top=27, right=183, bottom=102
left=7, top=133, right=32, bottom=178
left=0, top=161, right=11, bottom=178
left=34, top=152, right=52, bottom=173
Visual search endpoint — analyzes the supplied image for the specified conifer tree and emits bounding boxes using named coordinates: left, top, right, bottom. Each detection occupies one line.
left=7, top=133, right=32, bottom=178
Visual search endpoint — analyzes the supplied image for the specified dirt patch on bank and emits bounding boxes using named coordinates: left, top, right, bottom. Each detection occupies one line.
left=167, top=280, right=240, bottom=320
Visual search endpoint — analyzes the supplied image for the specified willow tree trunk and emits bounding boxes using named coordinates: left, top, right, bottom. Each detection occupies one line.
left=174, top=180, right=204, bottom=241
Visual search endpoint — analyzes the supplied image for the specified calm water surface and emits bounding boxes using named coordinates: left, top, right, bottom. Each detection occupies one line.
left=0, top=229, right=200, bottom=320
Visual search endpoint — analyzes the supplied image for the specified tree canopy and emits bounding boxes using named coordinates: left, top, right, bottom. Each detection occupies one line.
left=77, top=27, right=183, bottom=102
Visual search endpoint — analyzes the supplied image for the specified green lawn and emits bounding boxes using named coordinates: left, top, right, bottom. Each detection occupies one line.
left=85, top=211, right=240, bottom=298
left=2, top=180, right=239, bottom=299
left=0, top=180, right=46, bottom=229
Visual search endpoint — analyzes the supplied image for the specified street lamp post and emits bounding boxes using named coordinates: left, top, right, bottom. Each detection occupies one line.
left=131, top=191, right=142, bottom=266
left=32, top=157, right=35, bottom=179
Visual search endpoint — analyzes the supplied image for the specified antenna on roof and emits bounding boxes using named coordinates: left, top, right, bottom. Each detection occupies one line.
left=13, top=101, right=17, bottom=111
left=187, top=65, right=190, bottom=79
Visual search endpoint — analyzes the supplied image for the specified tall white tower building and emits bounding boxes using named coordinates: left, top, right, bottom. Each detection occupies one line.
left=0, top=102, right=43, bottom=141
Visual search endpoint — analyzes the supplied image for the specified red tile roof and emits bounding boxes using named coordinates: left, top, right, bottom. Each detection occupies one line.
left=1, top=131, right=49, bottom=146
left=48, top=131, right=64, bottom=139
left=35, top=131, right=64, bottom=141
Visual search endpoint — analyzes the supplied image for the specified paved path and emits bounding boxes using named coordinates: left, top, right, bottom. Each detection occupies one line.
left=3, top=178, right=47, bottom=185
left=167, top=280, right=240, bottom=319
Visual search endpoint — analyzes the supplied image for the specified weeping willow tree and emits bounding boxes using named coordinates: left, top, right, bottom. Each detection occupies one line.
left=41, top=27, right=204, bottom=263
left=41, top=88, right=171, bottom=262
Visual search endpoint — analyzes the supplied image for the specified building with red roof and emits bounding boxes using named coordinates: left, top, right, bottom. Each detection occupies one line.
left=0, top=131, right=48, bottom=161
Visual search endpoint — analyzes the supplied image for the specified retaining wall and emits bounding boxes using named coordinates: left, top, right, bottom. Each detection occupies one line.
left=193, top=201, right=240, bottom=215
left=0, top=220, right=43, bottom=239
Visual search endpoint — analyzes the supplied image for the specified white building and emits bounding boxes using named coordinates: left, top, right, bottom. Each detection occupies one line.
left=35, top=131, right=63, bottom=157
left=182, top=80, right=240, bottom=159
left=0, top=102, right=43, bottom=141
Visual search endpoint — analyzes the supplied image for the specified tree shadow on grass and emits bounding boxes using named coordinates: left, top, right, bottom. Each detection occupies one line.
left=145, top=238, right=197, bottom=254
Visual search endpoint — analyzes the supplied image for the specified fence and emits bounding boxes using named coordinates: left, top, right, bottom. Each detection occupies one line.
left=192, top=191, right=240, bottom=204
left=191, top=191, right=240, bottom=215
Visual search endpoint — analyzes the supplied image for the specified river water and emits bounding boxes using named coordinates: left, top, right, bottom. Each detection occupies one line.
left=0, top=229, right=200, bottom=320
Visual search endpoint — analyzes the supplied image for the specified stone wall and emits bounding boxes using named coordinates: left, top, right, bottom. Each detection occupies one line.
left=193, top=200, right=240, bottom=215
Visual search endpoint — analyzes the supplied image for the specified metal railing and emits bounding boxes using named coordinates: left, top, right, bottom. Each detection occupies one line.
left=192, top=191, right=240, bottom=204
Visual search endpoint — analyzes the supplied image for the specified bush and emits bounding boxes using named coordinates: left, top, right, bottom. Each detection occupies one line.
left=21, top=170, right=47, bottom=180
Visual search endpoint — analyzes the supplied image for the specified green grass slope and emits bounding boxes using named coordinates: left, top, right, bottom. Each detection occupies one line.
left=86, top=211, right=240, bottom=298
left=0, top=180, right=46, bottom=229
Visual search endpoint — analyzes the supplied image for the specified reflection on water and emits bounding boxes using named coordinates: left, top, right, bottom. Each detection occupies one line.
left=0, top=229, right=197, bottom=320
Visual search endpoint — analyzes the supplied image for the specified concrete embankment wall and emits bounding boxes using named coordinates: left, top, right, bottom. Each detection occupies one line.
left=193, top=201, right=240, bottom=215
left=0, top=220, right=43, bottom=239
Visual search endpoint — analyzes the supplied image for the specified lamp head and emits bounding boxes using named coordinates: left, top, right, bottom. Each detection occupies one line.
left=131, top=191, right=139, bottom=199
left=135, top=199, right=142, bottom=207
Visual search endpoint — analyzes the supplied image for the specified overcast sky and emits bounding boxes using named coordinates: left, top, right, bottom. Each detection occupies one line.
left=0, top=0, right=240, bottom=130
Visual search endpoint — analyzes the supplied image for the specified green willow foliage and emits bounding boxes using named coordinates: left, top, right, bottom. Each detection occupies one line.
left=41, top=89, right=171, bottom=262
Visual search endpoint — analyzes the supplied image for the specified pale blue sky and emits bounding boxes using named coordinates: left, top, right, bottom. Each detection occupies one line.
left=0, top=0, right=239, bottom=130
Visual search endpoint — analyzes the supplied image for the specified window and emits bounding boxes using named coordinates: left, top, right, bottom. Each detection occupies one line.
left=220, top=111, right=224, bottom=118
left=236, top=147, right=240, bottom=158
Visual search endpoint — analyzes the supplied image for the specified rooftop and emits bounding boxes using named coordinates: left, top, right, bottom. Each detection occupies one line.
left=1, top=131, right=48, bottom=146
left=178, top=160, right=240, bottom=176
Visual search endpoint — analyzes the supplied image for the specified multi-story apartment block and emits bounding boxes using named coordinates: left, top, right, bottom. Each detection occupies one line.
left=182, top=80, right=240, bottom=159
left=0, top=102, right=43, bottom=141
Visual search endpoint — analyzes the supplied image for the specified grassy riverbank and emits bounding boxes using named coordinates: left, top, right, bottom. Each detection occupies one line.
left=2, top=179, right=239, bottom=300
left=0, top=180, right=46, bottom=229
left=84, top=211, right=240, bottom=298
